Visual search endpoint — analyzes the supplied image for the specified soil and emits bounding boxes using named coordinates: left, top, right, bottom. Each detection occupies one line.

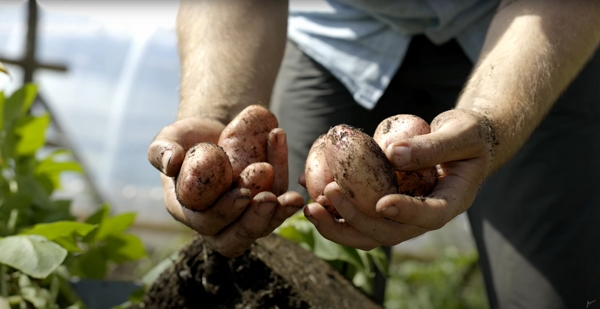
left=133, top=234, right=383, bottom=309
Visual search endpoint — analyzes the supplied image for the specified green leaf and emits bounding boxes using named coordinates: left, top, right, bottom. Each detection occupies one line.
left=95, top=213, right=136, bottom=241
left=367, top=247, right=389, bottom=276
left=0, top=296, right=9, bottom=309
left=0, top=235, right=67, bottom=278
left=15, top=172, right=52, bottom=209
left=21, top=221, right=97, bottom=252
left=18, top=273, right=53, bottom=308
left=52, top=237, right=84, bottom=252
left=82, top=204, right=109, bottom=243
left=35, top=153, right=82, bottom=190
left=69, top=246, right=107, bottom=279
left=3, top=84, right=37, bottom=131
left=0, top=193, right=32, bottom=216
left=276, top=213, right=315, bottom=250
left=21, top=221, right=96, bottom=240
left=85, top=204, right=109, bottom=225
left=128, top=287, right=146, bottom=303
left=36, top=200, right=74, bottom=223
left=313, top=234, right=364, bottom=270
left=15, top=113, right=50, bottom=156
left=103, top=234, right=146, bottom=263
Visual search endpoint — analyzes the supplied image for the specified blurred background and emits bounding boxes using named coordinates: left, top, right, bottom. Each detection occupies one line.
left=0, top=1, right=488, bottom=307
left=0, top=0, right=183, bottom=247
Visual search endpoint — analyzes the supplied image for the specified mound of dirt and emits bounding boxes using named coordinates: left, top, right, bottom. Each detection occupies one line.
left=134, top=234, right=382, bottom=309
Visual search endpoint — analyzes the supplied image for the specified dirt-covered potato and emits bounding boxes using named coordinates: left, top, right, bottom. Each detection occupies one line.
left=218, top=105, right=278, bottom=180
left=304, top=134, right=340, bottom=218
left=175, top=143, right=233, bottom=211
left=373, top=115, right=438, bottom=196
left=236, top=162, right=275, bottom=196
left=324, top=125, right=398, bottom=218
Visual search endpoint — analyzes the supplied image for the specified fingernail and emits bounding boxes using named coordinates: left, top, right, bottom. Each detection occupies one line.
left=303, top=205, right=318, bottom=226
left=258, top=202, right=277, bottom=216
left=381, top=206, right=399, bottom=217
left=391, top=146, right=411, bottom=167
left=234, top=196, right=251, bottom=210
left=277, top=131, right=286, bottom=145
left=161, top=150, right=172, bottom=174
left=327, top=190, right=343, bottom=206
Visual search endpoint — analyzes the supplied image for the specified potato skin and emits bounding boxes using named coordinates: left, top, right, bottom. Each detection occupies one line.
left=236, top=162, right=275, bottom=196
left=218, top=105, right=278, bottom=180
left=175, top=143, right=233, bottom=211
left=373, top=115, right=438, bottom=197
left=304, top=134, right=340, bottom=218
left=325, top=125, right=398, bottom=218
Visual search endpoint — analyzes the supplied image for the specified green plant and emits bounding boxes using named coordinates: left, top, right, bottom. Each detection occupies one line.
left=384, top=247, right=489, bottom=309
left=0, top=84, right=147, bottom=308
left=276, top=212, right=388, bottom=295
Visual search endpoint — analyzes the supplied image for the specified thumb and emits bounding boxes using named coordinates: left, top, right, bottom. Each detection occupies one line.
left=148, top=117, right=225, bottom=176
left=384, top=109, right=491, bottom=171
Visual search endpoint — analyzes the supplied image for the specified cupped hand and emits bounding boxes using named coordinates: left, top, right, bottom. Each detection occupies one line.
left=303, top=109, right=495, bottom=250
left=148, top=117, right=304, bottom=257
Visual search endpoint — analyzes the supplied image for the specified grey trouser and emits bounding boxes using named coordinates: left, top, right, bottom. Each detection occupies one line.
left=270, top=36, right=600, bottom=308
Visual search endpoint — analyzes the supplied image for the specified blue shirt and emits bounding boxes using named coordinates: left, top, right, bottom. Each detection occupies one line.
left=288, top=0, right=499, bottom=109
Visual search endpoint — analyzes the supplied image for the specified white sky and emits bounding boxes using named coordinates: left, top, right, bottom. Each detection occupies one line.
left=3, top=0, right=179, bottom=37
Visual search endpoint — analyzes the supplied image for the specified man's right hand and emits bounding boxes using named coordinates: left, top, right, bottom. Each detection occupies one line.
left=147, top=117, right=304, bottom=257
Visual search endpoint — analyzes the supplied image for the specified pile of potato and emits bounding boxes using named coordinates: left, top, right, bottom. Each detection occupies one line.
left=305, top=115, right=438, bottom=219
left=175, top=105, right=438, bottom=219
left=175, top=105, right=278, bottom=211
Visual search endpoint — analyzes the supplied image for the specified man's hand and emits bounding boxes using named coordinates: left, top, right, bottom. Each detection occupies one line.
left=148, top=117, right=304, bottom=257
left=302, top=109, right=493, bottom=250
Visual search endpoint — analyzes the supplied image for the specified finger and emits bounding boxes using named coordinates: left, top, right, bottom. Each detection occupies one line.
left=161, top=174, right=252, bottom=236
left=268, top=128, right=289, bottom=196
left=265, top=191, right=305, bottom=232
left=376, top=159, right=484, bottom=229
left=324, top=184, right=429, bottom=246
left=383, top=110, right=488, bottom=171
left=304, top=202, right=380, bottom=251
left=148, top=117, right=225, bottom=176
left=298, top=174, right=306, bottom=189
left=205, top=191, right=279, bottom=258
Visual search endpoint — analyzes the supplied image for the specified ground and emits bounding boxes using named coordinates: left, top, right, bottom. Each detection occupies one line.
left=134, top=234, right=383, bottom=309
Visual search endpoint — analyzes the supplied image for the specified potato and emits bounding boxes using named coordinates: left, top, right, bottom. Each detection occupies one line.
left=218, top=105, right=278, bottom=180
left=373, top=115, right=438, bottom=196
left=304, top=134, right=340, bottom=218
left=175, top=143, right=233, bottom=211
left=236, top=162, right=275, bottom=196
left=324, top=124, right=398, bottom=218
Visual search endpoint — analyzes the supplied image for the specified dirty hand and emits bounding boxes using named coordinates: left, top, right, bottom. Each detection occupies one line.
left=148, top=117, right=304, bottom=257
left=303, top=109, right=494, bottom=250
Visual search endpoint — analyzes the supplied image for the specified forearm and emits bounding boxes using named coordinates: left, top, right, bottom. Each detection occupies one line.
left=177, top=0, right=288, bottom=123
left=457, top=0, right=600, bottom=173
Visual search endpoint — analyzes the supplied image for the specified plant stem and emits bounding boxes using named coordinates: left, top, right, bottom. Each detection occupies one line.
left=49, top=274, right=59, bottom=305
left=7, top=209, right=18, bottom=235
left=0, top=264, right=7, bottom=297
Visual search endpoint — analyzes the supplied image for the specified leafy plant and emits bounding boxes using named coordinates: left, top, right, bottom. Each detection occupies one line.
left=0, top=84, right=147, bottom=308
left=276, top=212, right=388, bottom=295
left=384, top=247, right=489, bottom=309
